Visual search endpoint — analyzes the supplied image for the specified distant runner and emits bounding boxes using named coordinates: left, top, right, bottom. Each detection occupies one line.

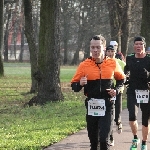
left=105, top=45, right=125, bottom=146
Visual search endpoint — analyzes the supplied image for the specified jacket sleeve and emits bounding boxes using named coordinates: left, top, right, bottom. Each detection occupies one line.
left=124, top=56, right=130, bottom=85
left=71, top=82, right=83, bottom=92
left=124, top=56, right=129, bottom=74
left=71, top=63, right=85, bottom=92
left=114, top=61, right=125, bottom=80
left=114, top=61, right=126, bottom=94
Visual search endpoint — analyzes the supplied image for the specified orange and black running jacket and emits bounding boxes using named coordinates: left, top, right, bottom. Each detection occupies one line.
left=71, top=57, right=125, bottom=100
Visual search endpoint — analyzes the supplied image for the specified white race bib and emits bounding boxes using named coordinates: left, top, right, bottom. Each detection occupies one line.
left=135, top=90, right=149, bottom=103
left=88, top=99, right=106, bottom=116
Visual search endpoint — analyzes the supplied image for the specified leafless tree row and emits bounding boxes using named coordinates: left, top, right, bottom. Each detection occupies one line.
left=2, top=0, right=145, bottom=65
left=0, top=0, right=150, bottom=103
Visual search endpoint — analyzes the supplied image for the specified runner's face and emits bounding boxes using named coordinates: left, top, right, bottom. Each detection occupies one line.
left=106, top=50, right=115, bottom=58
left=134, top=41, right=145, bottom=54
left=90, top=40, right=104, bottom=59
left=113, top=45, right=118, bottom=51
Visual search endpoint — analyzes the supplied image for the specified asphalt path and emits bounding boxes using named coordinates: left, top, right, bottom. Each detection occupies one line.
left=44, top=109, right=150, bottom=150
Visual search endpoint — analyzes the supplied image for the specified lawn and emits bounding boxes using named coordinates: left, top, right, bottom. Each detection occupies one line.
left=0, top=63, right=86, bottom=150
left=0, top=63, right=127, bottom=150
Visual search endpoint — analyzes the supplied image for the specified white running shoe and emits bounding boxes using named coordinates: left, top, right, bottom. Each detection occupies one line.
left=116, top=122, right=122, bottom=134
left=109, top=139, right=114, bottom=146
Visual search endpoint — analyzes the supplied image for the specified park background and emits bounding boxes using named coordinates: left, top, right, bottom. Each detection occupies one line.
left=0, top=0, right=150, bottom=149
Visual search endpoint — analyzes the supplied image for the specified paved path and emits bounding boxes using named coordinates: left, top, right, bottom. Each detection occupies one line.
left=44, top=109, right=150, bottom=150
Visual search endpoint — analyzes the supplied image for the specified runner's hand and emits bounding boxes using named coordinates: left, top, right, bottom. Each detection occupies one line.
left=80, top=75, right=88, bottom=86
left=107, top=89, right=116, bottom=97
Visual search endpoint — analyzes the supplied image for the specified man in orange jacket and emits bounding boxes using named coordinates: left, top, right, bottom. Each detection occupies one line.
left=71, top=35, right=125, bottom=150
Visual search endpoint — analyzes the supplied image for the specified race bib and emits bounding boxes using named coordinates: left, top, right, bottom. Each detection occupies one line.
left=88, top=99, right=106, bottom=116
left=135, top=90, right=149, bottom=103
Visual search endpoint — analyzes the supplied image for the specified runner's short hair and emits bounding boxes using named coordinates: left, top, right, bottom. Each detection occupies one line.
left=106, top=45, right=114, bottom=51
left=90, top=35, right=106, bottom=47
left=134, top=36, right=146, bottom=47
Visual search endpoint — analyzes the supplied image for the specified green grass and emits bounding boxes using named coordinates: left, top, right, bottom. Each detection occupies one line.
left=60, top=66, right=77, bottom=82
left=4, top=63, right=77, bottom=82
left=122, top=88, right=127, bottom=109
left=0, top=63, right=86, bottom=150
left=0, top=63, right=127, bottom=150
left=4, top=63, right=31, bottom=76
left=122, top=97, right=127, bottom=109
left=0, top=99, right=86, bottom=150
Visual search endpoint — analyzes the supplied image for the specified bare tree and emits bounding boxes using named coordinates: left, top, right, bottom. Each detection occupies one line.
left=4, top=4, right=12, bottom=62
left=19, top=3, right=25, bottom=62
left=71, top=0, right=109, bottom=64
left=141, top=0, right=150, bottom=47
left=0, top=0, right=4, bottom=76
left=107, top=0, right=132, bottom=56
left=23, top=0, right=38, bottom=93
left=35, top=0, right=63, bottom=104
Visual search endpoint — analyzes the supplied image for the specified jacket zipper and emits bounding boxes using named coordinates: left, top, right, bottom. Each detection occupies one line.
left=96, top=64, right=102, bottom=95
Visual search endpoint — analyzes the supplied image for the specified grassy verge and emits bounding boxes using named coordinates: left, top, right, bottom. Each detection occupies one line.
left=0, top=97, right=86, bottom=150
left=0, top=63, right=85, bottom=150
left=0, top=63, right=127, bottom=150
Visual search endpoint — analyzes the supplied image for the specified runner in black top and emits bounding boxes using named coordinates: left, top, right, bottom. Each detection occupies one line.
left=124, top=36, right=150, bottom=150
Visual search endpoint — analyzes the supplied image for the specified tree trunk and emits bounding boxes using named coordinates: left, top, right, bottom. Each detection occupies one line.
left=62, top=0, right=71, bottom=65
left=37, top=0, right=63, bottom=103
left=63, top=18, right=69, bottom=65
left=0, top=0, right=4, bottom=76
left=13, top=30, right=17, bottom=60
left=19, top=2, right=25, bottom=62
left=19, top=26, right=24, bottom=62
left=107, top=0, right=132, bottom=56
left=121, top=0, right=132, bottom=56
left=71, top=31, right=83, bottom=65
left=141, top=0, right=150, bottom=47
left=4, top=8, right=11, bottom=62
left=107, top=0, right=120, bottom=42
left=71, top=14, right=84, bottom=65
left=23, top=0, right=38, bottom=93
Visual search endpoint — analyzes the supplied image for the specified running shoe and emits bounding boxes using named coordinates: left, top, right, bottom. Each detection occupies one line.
left=109, top=139, right=114, bottom=146
left=130, top=138, right=140, bottom=150
left=130, top=139, right=138, bottom=150
left=116, top=121, right=122, bottom=134
left=141, top=144, right=147, bottom=150
left=133, top=138, right=140, bottom=145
